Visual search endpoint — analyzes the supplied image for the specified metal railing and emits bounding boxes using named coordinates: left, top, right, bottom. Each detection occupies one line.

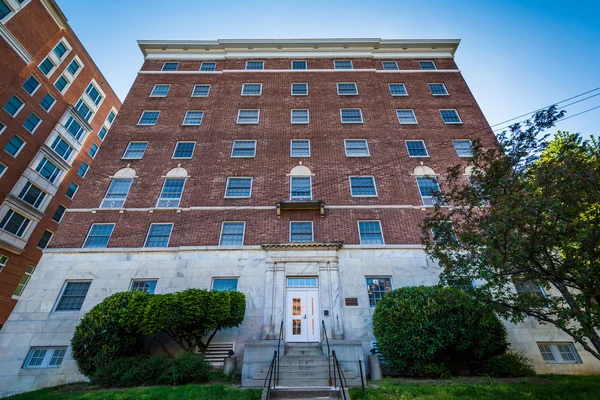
left=321, top=320, right=332, bottom=386
left=263, top=321, right=283, bottom=399
left=332, top=350, right=348, bottom=400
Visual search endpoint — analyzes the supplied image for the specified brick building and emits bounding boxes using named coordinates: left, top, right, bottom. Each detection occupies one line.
left=0, top=0, right=121, bottom=325
left=0, top=38, right=597, bottom=395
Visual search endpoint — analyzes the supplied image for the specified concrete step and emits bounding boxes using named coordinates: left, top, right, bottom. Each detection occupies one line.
left=285, top=350, right=324, bottom=356
left=263, top=365, right=331, bottom=373
left=269, top=387, right=342, bottom=398
left=253, top=372, right=357, bottom=380
left=280, top=355, right=328, bottom=362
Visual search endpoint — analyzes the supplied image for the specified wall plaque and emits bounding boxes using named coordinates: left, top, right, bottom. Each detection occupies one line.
left=345, top=297, right=358, bottom=306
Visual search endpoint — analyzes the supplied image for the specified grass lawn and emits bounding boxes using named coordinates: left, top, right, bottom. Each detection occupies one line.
left=5, top=383, right=263, bottom=400
left=349, top=375, right=600, bottom=400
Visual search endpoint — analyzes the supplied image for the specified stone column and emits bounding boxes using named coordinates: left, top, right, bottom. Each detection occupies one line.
left=330, top=262, right=345, bottom=339
left=263, top=261, right=277, bottom=339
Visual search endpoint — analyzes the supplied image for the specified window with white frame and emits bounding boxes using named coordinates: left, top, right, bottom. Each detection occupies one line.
left=162, top=62, right=179, bottom=71
left=366, top=277, right=391, bottom=306
left=344, top=139, right=370, bottom=157
left=219, top=222, right=245, bottom=245
left=334, top=60, right=352, bottom=69
left=98, top=126, right=108, bottom=140
left=83, top=224, right=114, bottom=248
left=157, top=178, right=185, bottom=207
left=290, top=176, right=311, bottom=200
left=53, top=41, right=69, bottom=60
left=290, top=221, right=313, bottom=242
left=291, top=109, right=309, bottom=124
left=39, top=56, right=55, bottom=76
left=291, top=83, right=308, bottom=96
left=537, top=343, right=582, bottom=364
left=406, top=140, right=429, bottom=157
left=192, top=84, right=210, bottom=97
left=287, top=277, right=318, bottom=287
left=52, top=205, right=66, bottom=222
left=0, top=209, right=31, bottom=237
left=241, top=83, right=262, bottom=96
left=22, top=76, right=41, bottom=96
left=54, top=75, right=69, bottom=93
left=75, top=99, right=93, bottom=121
left=65, top=117, right=85, bottom=140
left=429, top=83, right=448, bottom=95
left=23, top=113, right=42, bottom=133
left=66, top=182, right=78, bottom=199
left=35, top=157, right=59, bottom=183
left=291, top=140, right=310, bottom=157
left=85, top=83, right=104, bottom=106
left=514, top=279, right=547, bottom=298
left=358, top=221, right=384, bottom=244
left=50, top=136, right=73, bottom=161
left=416, top=176, right=443, bottom=206
left=172, top=142, right=195, bottom=159
left=453, top=140, right=473, bottom=157
left=231, top=140, right=256, bottom=157
left=0, top=121, right=5, bottom=134
left=337, top=82, right=358, bottom=95
left=0, top=255, right=8, bottom=273
left=440, top=109, right=462, bottom=124
left=150, top=84, right=170, bottom=97
left=5, top=135, right=25, bottom=157
left=13, top=266, right=35, bottom=297
left=123, top=142, right=148, bottom=159
left=23, top=347, right=67, bottom=369
left=419, top=61, right=437, bottom=70
left=18, top=181, right=46, bottom=209
left=245, top=61, right=264, bottom=70
left=40, top=93, right=56, bottom=112
left=130, top=280, right=157, bottom=294
left=200, top=62, right=216, bottom=71
left=0, top=163, right=5, bottom=179
left=237, top=109, right=259, bottom=124
left=396, top=109, right=417, bottom=124
left=107, top=111, right=116, bottom=124
left=77, top=162, right=89, bottom=178
left=89, top=143, right=99, bottom=158
left=225, top=177, right=252, bottom=198
left=144, top=223, right=173, bottom=247
left=3, top=95, right=24, bottom=117
left=37, top=230, right=53, bottom=249
left=55, top=281, right=91, bottom=311
left=213, top=278, right=239, bottom=291
left=67, top=59, right=81, bottom=76
left=382, top=61, right=399, bottom=70
left=138, top=111, right=160, bottom=125
left=340, top=109, right=363, bottom=123
left=292, top=60, right=307, bottom=70
left=100, top=179, right=133, bottom=208
left=183, top=110, right=204, bottom=125
left=350, top=176, right=377, bottom=196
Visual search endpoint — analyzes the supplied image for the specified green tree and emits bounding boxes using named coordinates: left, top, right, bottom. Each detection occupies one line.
left=421, top=106, right=600, bottom=361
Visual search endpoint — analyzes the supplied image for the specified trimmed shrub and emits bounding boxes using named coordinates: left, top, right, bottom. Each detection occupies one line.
left=484, top=350, right=536, bottom=377
left=372, top=286, right=509, bottom=376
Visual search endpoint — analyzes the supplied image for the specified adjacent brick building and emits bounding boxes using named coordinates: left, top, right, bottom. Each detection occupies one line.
left=0, top=0, right=121, bottom=325
left=0, top=38, right=597, bottom=395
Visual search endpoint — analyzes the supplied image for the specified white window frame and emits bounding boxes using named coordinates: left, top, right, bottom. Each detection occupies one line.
left=241, top=83, right=263, bottom=96
left=419, top=60, right=437, bottom=70
left=4, top=95, right=25, bottom=117
left=396, top=109, right=418, bottom=124
left=405, top=140, right=429, bottom=157
left=245, top=60, right=265, bottom=70
left=137, top=110, right=160, bottom=126
left=22, top=347, right=68, bottom=369
left=161, top=62, right=179, bottom=71
left=40, top=93, right=56, bottom=112
left=191, top=84, right=211, bottom=97
left=340, top=108, right=364, bottom=124
left=429, top=83, right=449, bottom=96
left=231, top=140, right=257, bottom=158
left=537, top=342, right=582, bottom=364
left=291, top=83, right=308, bottom=96
left=100, top=178, right=133, bottom=209
left=219, top=221, right=246, bottom=246
left=156, top=178, right=186, bottom=208
left=290, top=139, right=310, bottom=157
left=224, top=177, right=253, bottom=198
left=38, top=56, right=56, bottom=77
left=344, top=139, right=370, bottom=157
left=0, top=162, right=7, bottom=179
left=53, top=280, right=92, bottom=312
left=291, top=109, right=309, bottom=124
left=150, top=84, right=170, bottom=97
left=0, top=254, right=8, bottom=273
left=290, top=176, right=312, bottom=200
left=337, top=82, right=358, bottom=96
left=349, top=176, right=378, bottom=197
left=415, top=176, right=442, bottom=207
left=453, top=139, right=473, bottom=157
left=357, top=220, right=385, bottom=245
left=382, top=61, right=399, bottom=70
left=440, top=109, right=463, bottom=124
left=172, top=141, right=196, bottom=159
left=388, top=83, right=408, bottom=96
left=122, top=141, right=148, bottom=159
left=129, top=279, right=158, bottom=293
left=334, top=60, right=353, bottom=69
left=0, top=208, right=31, bottom=238
left=22, top=75, right=41, bottom=96
left=366, top=276, right=393, bottom=307
left=144, top=223, right=174, bottom=247
left=5, top=135, right=26, bottom=158
left=236, top=109, right=260, bottom=124
left=200, top=62, right=216, bottom=72
left=53, top=73, right=72, bottom=94
left=289, top=221, right=314, bottom=243
left=182, top=110, right=204, bottom=126
left=0, top=121, right=6, bottom=134
left=23, top=112, right=42, bottom=134
left=291, top=60, right=307, bottom=70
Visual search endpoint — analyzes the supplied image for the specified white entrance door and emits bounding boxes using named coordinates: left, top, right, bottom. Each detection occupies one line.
left=286, top=289, right=320, bottom=342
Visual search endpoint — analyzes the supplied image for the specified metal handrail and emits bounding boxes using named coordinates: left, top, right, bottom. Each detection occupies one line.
left=321, top=320, right=332, bottom=385
left=276, top=320, right=283, bottom=385
left=332, top=350, right=348, bottom=400
left=264, top=321, right=284, bottom=399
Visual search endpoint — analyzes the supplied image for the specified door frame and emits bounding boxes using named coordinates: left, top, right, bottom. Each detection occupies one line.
left=285, top=286, right=320, bottom=343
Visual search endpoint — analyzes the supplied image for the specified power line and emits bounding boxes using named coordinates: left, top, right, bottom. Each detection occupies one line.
left=560, top=105, right=600, bottom=122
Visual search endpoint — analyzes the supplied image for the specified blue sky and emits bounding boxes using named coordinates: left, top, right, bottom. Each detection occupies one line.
left=57, top=0, right=600, bottom=137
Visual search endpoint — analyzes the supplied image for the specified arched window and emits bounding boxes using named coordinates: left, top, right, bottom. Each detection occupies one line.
left=289, top=165, right=312, bottom=200
left=157, top=168, right=188, bottom=208
left=100, top=168, right=136, bottom=208
left=413, top=166, right=443, bottom=206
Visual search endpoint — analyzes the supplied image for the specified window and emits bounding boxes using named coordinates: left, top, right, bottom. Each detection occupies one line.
left=290, top=176, right=311, bottom=200
left=162, top=62, right=179, bottom=71
left=183, top=111, right=204, bottom=125
left=447, top=277, right=474, bottom=291
left=366, top=277, right=391, bottom=306
left=67, top=59, right=80, bottom=75
left=396, top=109, right=417, bottom=124
left=13, top=265, right=35, bottom=297
left=344, top=139, right=370, bottom=157
left=37, top=230, right=53, bottom=249
left=358, top=221, right=384, bottom=244
left=219, top=222, right=245, bottom=245
left=23, top=346, right=68, bottom=369
left=75, top=99, right=93, bottom=121
left=350, top=176, right=377, bottom=196
left=334, top=60, right=352, bottom=69
left=537, top=343, right=582, bottom=364
left=292, top=60, right=307, bottom=70
left=0, top=121, right=5, bottom=134
left=4, top=96, right=24, bottom=117
left=0, top=255, right=7, bottom=272
left=101, top=179, right=133, bottom=208
left=144, top=223, right=173, bottom=247
left=440, top=109, right=462, bottom=124
left=130, top=280, right=157, bottom=294
left=291, top=83, right=308, bottom=96
left=200, top=62, right=216, bottom=71
left=18, top=181, right=46, bottom=208
left=88, top=143, right=99, bottom=158
left=84, top=224, right=114, bottom=247
left=35, top=157, right=59, bottom=183
left=98, top=126, right=108, bottom=140
left=419, top=61, right=437, bottom=70
left=241, top=83, right=262, bottom=96
left=192, top=84, right=210, bottom=97
left=173, top=141, right=195, bottom=158
left=290, top=221, right=313, bottom=242
left=213, top=278, right=239, bottom=291
left=245, top=61, right=264, bottom=70
left=53, top=41, right=68, bottom=59
left=85, top=83, right=103, bottom=105
left=66, top=182, right=78, bottom=199
left=237, top=109, right=259, bottom=124
left=23, top=113, right=41, bottom=133
left=0, top=0, right=12, bottom=19
left=0, top=163, right=5, bottom=178
left=231, top=140, right=256, bottom=157
left=39, top=57, right=55, bottom=75
left=123, top=142, right=148, bottom=159
left=51, top=136, right=73, bottom=160
left=55, top=281, right=91, bottom=311
left=291, top=139, right=310, bottom=157
left=54, top=75, right=68, bottom=93
left=52, top=205, right=66, bottom=222
left=40, top=93, right=56, bottom=111
left=416, top=177, right=442, bottom=206
left=22, top=76, right=41, bottom=95
left=406, top=140, right=429, bottom=157
left=157, top=178, right=185, bottom=207
left=337, top=82, right=358, bottom=95
left=5, top=136, right=25, bottom=157
left=382, top=61, right=399, bottom=70
left=389, top=83, right=408, bottom=96
left=453, top=140, right=473, bottom=157
left=77, top=162, right=89, bottom=177
left=150, top=84, right=170, bottom=97
left=225, top=177, right=252, bottom=198
left=0, top=209, right=30, bottom=237
left=291, top=109, right=309, bottom=124
left=107, top=111, right=116, bottom=124
left=514, top=279, right=547, bottom=298
left=429, top=83, right=448, bottom=95
left=287, top=277, right=318, bottom=287
left=138, top=111, right=160, bottom=125
left=340, top=109, right=363, bottom=123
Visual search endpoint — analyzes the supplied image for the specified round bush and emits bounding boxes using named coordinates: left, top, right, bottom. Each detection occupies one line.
left=484, top=351, right=536, bottom=377
left=71, top=290, right=150, bottom=377
left=372, top=286, right=508, bottom=376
